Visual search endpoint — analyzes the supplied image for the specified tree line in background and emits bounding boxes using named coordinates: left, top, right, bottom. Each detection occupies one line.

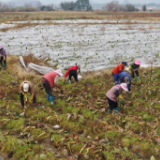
left=61, top=0, right=92, bottom=11
left=104, top=1, right=146, bottom=12
left=0, top=0, right=148, bottom=12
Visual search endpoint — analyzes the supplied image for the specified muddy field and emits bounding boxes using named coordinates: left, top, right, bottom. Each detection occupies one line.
left=0, top=19, right=160, bottom=71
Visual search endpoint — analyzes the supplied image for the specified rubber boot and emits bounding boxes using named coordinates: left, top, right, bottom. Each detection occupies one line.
left=114, top=107, right=119, bottom=113
left=68, top=80, right=71, bottom=84
left=137, top=76, right=140, bottom=80
left=108, top=109, right=112, bottom=113
left=3, top=60, right=6, bottom=69
left=47, top=94, right=55, bottom=102
left=50, top=95, right=55, bottom=102
left=47, top=94, right=50, bottom=101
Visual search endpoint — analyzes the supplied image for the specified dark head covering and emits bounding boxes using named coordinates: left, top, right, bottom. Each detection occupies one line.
left=122, top=62, right=128, bottom=66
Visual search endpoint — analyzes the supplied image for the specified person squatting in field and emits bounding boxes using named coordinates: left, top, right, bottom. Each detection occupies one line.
left=106, top=83, right=128, bottom=113
left=0, top=45, right=7, bottom=69
left=112, top=62, right=128, bottom=83
left=19, top=81, right=37, bottom=109
left=129, top=60, right=141, bottom=80
left=113, top=71, right=132, bottom=91
left=65, top=64, right=80, bottom=84
left=42, top=69, right=64, bottom=104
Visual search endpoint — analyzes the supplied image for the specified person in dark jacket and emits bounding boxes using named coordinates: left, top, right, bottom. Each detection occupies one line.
left=65, top=65, right=80, bottom=83
left=129, top=60, right=141, bottom=80
left=0, top=45, right=7, bottom=69
left=114, top=71, right=132, bottom=91
left=19, top=80, right=36, bottom=109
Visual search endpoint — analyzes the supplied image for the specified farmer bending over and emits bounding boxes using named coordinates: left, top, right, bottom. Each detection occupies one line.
left=129, top=60, right=141, bottom=80
left=65, top=64, right=80, bottom=84
left=0, top=45, right=7, bottom=69
left=112, top=62, right=128, bottom=83
left=42, top=69, right=63, bottom=104
left=19, top=81, right=36, bottom=109
left=106, top=83, right=128, bottom=113
left=114, top=71, right=132, bottom=91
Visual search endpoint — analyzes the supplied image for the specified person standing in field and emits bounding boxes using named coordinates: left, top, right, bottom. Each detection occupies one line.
left=0, top=45, right=7, bottom=69
left=19, top=80, right=37, bottom=109
left=106, top=83, right=128, bottom=113
left=112, top=62, right=128, bottom=83
left=129, top=60, right=141, bottom=80
left=114, top=71, right=132, bottom=91
left=42, top=69, right=64, bottom=104
left=65, top=64, right=80, bottom=84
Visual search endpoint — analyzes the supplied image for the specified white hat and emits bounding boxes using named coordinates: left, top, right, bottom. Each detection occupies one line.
left=55, top=69, right=64, bottom=77
left=23, top=83, right=29, bottom=92
left=120, top=83, right=128, bottom=92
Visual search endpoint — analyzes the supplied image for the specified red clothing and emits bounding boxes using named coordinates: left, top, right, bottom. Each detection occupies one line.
left=43, top=71, right=58, bottom=87
left=112, top=64, right=125, bottom=74
left=65, top=66, right=79, bottom=77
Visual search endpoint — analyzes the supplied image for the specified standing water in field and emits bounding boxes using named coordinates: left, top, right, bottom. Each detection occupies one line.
left=0, top=19, right=160, bottom=71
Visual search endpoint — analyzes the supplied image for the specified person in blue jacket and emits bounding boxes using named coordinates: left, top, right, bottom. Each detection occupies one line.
left=114, top=71, right=132, bottom=91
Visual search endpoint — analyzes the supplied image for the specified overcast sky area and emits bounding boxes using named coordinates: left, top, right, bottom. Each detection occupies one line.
left=0, top=0, right=160, bottom=5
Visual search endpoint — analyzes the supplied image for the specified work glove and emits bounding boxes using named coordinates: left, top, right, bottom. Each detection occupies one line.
left=118, top=95, right=123, bottom=99
left=129, top=65, right=132, bottom=71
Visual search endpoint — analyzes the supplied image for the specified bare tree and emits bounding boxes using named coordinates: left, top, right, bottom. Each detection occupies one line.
left=104, top=1, right=120, bottom=12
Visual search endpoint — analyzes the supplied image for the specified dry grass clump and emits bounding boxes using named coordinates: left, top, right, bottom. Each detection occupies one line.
left=0, top=11, right=160, bottom=24
left=7, top=54, right=43, bottom=81
left=81, top=69, right=112, bottom=80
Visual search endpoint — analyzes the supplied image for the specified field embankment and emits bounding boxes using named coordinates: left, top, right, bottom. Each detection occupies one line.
left=1, top=11, right=160, bottom=23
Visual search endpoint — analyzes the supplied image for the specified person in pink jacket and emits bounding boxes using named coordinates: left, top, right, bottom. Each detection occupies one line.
left=106, top=83, right=128, bottom=113
left=65, top=64, right=80, bottom=83
left=42, top=69, right=64, bottom=104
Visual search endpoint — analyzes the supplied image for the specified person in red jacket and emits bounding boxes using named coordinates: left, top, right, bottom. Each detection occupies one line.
left=42, top=69, right=64, bottom=104
left=65, top=64, right=80, bottom=83
left=112, top=62, right=128, bottom=83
